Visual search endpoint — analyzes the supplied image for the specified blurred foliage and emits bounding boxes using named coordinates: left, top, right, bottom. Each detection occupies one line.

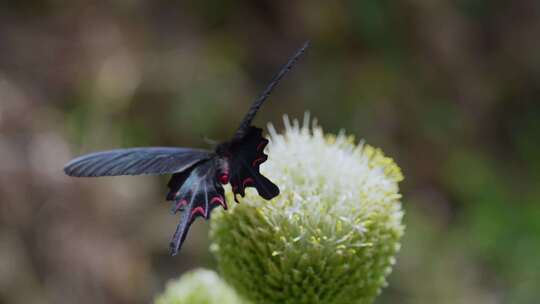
left=0, top=0, right=539, bottom=303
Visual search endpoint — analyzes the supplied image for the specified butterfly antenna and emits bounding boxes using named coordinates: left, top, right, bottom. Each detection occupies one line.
left=203, top=136, right=219, bottom=146
left=234, top=41, right=310, bottom=140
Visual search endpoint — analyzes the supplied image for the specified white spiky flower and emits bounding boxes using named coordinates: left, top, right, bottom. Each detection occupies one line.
left=154, top=269, right=247, bottom=304
left=210, top=114, right=405, bottom=304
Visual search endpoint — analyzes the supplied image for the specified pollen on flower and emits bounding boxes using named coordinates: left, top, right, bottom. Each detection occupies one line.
left=210, top=113, right=404, bottom=304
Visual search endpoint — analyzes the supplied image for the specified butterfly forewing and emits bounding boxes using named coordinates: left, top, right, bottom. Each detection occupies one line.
left=233, top=41, right=309, bottom=141
left=64, top=147, right=212, bottom=177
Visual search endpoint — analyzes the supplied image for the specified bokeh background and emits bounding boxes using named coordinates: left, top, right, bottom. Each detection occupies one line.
left=1, top=1, right=539, bottom=303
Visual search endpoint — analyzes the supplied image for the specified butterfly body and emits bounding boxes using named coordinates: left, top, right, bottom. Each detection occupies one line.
left=64, top=42, right=309, bottom=255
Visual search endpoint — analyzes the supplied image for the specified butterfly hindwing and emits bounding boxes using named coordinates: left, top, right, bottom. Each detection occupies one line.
left=167, top=158, right=227, bottom=256
left=64, top=147, right=212, bottom=177
left=228, top=126, right=280, bottom=202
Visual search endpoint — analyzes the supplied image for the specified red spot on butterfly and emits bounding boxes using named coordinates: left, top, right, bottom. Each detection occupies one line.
left=190, top=206, right=206, bottom=220
left=242, top=177, right=254, bottom=188
left=219, top=173, right=229, bottom=184
left=252, top=156, right=267, bottom=167
left=256, top=140, right=268, bottom=152
left=174, top=199, right=188, bottom=212
left=211, top=196, right=227, bottom=209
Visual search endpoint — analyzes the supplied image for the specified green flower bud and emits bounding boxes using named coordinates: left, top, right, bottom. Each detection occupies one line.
left=210, top=115, right=404, bottom=304
left=154, top=269, right=247, bottom=304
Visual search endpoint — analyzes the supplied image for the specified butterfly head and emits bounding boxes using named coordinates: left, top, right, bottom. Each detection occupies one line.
left=215, top=141, right=231, bottom=156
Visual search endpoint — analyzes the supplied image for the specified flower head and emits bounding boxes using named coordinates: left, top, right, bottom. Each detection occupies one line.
left=154, top=269, right=246, bottom=304
left=210, top=114, right=404, bottom=304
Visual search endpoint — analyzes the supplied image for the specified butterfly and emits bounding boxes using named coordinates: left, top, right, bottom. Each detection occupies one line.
left=64, top=41, right=309, bottom=255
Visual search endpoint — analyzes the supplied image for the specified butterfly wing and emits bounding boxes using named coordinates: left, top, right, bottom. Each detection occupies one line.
left=233, top=41, right=309, bottom=141
left=167, top=158, right=227, bottom=256
left=221, top=43, right=309, bottom=202
left=228, top=126, right=279, bottom=202
left=64, top=147, right=213, bottom=177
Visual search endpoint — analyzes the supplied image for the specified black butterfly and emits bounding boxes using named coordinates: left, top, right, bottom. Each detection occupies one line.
left=64, top=41, right=309, bottom=255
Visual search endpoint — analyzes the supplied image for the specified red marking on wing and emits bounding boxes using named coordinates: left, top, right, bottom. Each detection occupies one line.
left=256, top=140, right=268, bottom=152
left=252, top=156, right=267, bottom=167
left=219, top=173, right=229, bottom=185
left=174, top=199, right=188, bottom=212
left=190, top=206, right=206, bottom=220
left=242, top=177, right=254, bottom=188
left=211, top=196, right=227, bottom=209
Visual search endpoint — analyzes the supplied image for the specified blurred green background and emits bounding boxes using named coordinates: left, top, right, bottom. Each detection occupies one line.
left=1, top=1, right=539, bottom=303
